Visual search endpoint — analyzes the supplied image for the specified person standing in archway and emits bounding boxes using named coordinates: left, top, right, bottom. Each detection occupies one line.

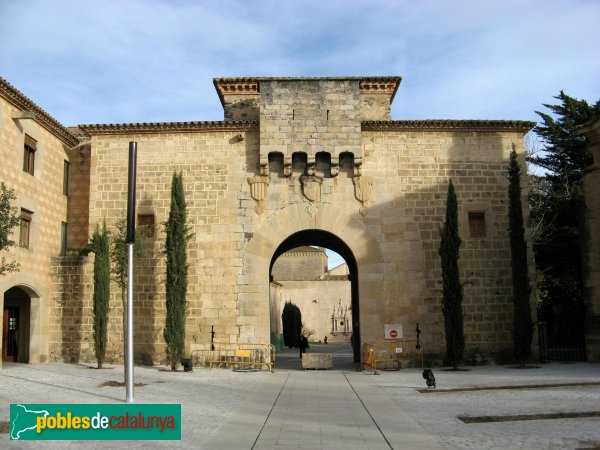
left=298, top=334, right=308, bottom=358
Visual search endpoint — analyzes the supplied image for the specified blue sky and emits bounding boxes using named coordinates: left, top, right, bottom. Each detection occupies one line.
left=1, top=0, right=599, bottom=268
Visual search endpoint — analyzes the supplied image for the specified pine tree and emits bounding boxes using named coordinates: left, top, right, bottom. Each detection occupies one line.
left=439, top=179, right=464, bottom=369
left=529, top=92, right=600, bottom=309
left=508, top=148, right=533, bottom=365
left=84, top=221, right=110, bottom=369
left=164, top=172, right=189, bottom=371
left=0, top=182, right=20, bottom=276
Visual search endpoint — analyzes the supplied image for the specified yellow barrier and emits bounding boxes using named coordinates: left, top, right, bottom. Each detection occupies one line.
left=190, top=342, right=275, bottom=372
left=362, top=339, right=423, bottom=373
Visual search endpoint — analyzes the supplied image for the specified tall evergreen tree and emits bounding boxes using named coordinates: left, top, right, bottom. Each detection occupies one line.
left=508, top=147, right=533, bottom=365
left=530, top=92, right=600, bottom=284
left=0, top=182, right=20, bottom=276
left=281, top=301, right=301, bottom=348
left=529, top=92, right=600, bottom=322
left=83, top=221, right=110, bottom=369
left=164, top=172, right=189, bottom=371
left=439, top=179, right=464, bottom=369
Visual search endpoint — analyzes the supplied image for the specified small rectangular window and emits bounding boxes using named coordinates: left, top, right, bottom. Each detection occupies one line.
left=468, top=212, right=486, bottom=237
left=138, top=214, right=155, bottom=238
left=63, top=160, right=70, bottom=195
left=20, top=209, right=33, bottom=248
left=60, top=222, right=68, bottom=255
left=23, top=135, right=37, bottom=176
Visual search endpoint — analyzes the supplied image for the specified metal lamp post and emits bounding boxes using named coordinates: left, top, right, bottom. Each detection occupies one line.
left=125, top=142, right=137, bottom=403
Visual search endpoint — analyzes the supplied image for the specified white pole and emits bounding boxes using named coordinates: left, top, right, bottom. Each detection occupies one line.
left=126, top=243, right=134, bottom=403
left=125, top=141, right=137, bottom=404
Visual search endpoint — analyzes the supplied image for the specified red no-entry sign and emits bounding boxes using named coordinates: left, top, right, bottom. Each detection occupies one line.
left=384, top=324, right=403, bottom=340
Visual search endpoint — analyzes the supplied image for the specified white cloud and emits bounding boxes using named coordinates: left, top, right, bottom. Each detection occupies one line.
left=0, top=0, right=598, bottom=125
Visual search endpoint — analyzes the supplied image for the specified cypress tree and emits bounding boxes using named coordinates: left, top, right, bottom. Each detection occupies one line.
left=164, top=172, right=189, bottom=371
left=509, top=148, right=533, bottom=365
left=439, top=179, right=464, bottom=369
left=86, top=221, right=110, bottom=369
left=282, top=301, right=301, bottom=348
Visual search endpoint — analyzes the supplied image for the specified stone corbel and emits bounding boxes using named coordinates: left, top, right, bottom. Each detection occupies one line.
left=283, top=156, right=292, bottom=177
left=353, top=156, right=363, bottom=177
left=247, top=176, right=269, bottom=214
left=306, top=155, right=316, bottom=176
left=352, top=174, right=373, bottom=216
left=11, top=111, right=36, bottom=121
left=259, top=155, right=269, bottom=176
left=330, top=155, right=339, bottom=177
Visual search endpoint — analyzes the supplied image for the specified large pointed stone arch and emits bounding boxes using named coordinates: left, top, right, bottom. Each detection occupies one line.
left=240, top=203, right=383, bottom=360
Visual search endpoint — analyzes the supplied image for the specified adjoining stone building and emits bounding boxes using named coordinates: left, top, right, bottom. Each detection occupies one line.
left=270, top=246, right=352, bottom=345
left=0, top=78, right=82, bottom=365
left=2, top=75, right=546, bottom=368
left=580, top=118, right=600, bottom=361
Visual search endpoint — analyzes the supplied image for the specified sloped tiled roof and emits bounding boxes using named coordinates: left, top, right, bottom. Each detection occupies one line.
left=213, top=76, right=402, bottom=106
left=362, top=120, right=535, bottom=132
left=0, top=77, right=80, bottom=147
left=79, top=120, right=258, bottom=136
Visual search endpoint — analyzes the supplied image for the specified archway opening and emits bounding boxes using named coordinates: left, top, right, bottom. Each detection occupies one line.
left=2, top=287, right=32, bottom=363
left=269, top=229, right=361, bottom=363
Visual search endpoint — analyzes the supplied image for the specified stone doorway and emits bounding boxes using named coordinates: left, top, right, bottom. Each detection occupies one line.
left=269, top=230, right=361, bottom=362
left=2, top=287, right=31, bottom=363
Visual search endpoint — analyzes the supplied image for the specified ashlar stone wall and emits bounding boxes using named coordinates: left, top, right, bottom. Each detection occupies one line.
left=0, top=90, right=74, bottom=367
left=74, top=128, right=259, bottom=364
left=50, top=78, right=534, bottom=366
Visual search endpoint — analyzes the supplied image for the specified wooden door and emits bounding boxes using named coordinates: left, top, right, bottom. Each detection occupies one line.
left=2, top=307, right=19, bottom=362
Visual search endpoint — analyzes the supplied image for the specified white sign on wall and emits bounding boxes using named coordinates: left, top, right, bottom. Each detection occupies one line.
left=384, top=324, right=403, bottom=340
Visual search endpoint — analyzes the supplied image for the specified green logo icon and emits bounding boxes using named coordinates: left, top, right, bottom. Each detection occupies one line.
left=10, top=404, right=181, bottom=440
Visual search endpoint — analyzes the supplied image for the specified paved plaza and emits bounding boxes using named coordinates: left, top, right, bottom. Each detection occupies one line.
left=0, top=345, right=599, bottom=449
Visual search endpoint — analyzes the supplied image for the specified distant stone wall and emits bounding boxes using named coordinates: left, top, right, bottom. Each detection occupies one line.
left=271, top=247, right=327, bottom=281
left=277, top=280, right=352, bottom=344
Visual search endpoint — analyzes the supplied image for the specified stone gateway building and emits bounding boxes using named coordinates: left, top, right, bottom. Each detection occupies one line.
left=1, top=76, right=541, bottom=368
